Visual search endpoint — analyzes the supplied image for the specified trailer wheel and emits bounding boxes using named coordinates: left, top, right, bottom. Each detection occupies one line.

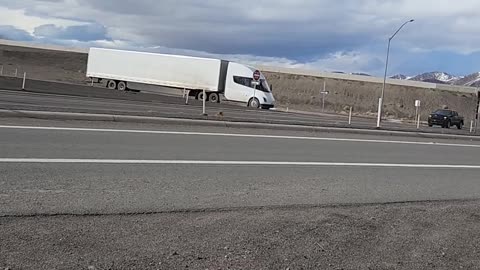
left=208, top=93, right=220, bottom=103
left=117, top=81, right=127, bottom=91
left=107, top=80, right=117, bottom=90
left=197, top=91, right=208, bottom=101
left=248, top=97, right=260, bottom=108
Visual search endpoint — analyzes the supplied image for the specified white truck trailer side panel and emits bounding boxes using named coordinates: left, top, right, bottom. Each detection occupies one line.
left=87, top=48, right=221, bottom=92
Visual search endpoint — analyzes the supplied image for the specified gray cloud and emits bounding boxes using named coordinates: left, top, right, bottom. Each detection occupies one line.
left=1, top=0, right=480, bottom=74
left=33, top=23, right=110, bottom=41
left=0, top=25, right=34, bottom=41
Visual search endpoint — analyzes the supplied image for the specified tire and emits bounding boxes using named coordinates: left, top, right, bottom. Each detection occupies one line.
left=445, top=120, right=451, bottom=129
left=208, top=93, right=220, bottom=103
left=197, top=91, right=207, bottom=101
left=107, top=80, right=117, bottom=90
left=457, top=122, right=463, bottom=130
left=248, top=97, right=260, bottom=108
left=117, top=81, right=127, bottom=91
left=428, top=124, right=433, bottom=127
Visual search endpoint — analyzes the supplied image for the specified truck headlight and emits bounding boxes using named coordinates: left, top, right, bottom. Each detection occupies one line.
left=444, top=117, right=447, bottom=120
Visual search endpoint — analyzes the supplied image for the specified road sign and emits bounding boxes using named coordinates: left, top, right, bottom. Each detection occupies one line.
left=415, top=100, right=421, bottom=107
left=253, top=70, right=261, bottom=81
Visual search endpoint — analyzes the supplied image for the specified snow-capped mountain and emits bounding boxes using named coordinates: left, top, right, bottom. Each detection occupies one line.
left=453, top=72, right=480, bottom=87
left=390, top=71, right=480, bottom=87
left=390, top=74, right=409, bottom=80
left=409, top=72, right=460, bottom=84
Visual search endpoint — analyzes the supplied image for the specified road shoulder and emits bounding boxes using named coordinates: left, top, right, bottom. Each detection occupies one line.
left=2, top=200, right=480, bottom=269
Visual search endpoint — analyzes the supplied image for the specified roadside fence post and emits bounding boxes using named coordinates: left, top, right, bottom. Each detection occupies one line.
left=22, top=72, right=26, bottom=90
left=0, top=65, right=3, bottom=76
left=14, top=68, right=18, bottom=77
left=348, top=106, right=353, bottom=125
left=376, top=98, right=382, bottom=128
left=417, top=114, right=421, bottom=129
left=182, top=88, right=186, bottom=98
left=91, top=77, right=94, bottom=86
left=202, top=89, right=207, bottom=115
left=185, top=90, right=190, bottom=105
left=470, top=120, right=474, bottom=133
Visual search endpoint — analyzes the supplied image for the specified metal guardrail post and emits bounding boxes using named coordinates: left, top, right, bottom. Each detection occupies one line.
left=202, top=89, right=207, bottom=115
left=22, top=72, right=26, bottom=90
left=348, top=107, right=353, bottom=125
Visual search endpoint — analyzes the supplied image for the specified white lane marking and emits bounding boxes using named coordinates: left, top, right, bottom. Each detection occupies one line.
left=0, top=159, right=480, bottom=168
left=0, top=124, right=479, bottom=149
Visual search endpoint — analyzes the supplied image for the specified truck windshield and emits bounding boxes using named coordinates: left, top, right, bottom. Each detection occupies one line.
left=233, top=76, right=271, bottom=92
left=261, top=79, right=271, bottom=92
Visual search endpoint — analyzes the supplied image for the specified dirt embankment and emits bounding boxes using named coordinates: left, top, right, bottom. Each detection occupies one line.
left=1, top=44, right=478, bottom=121
left=264, top=72, right=479, bottom=122
left=0, top=44, right=87, bottom=84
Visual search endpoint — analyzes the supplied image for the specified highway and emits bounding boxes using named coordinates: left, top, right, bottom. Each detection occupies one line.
left=0, top=88, right=475, bottom=134
left=1, top=118, right=480, bottom=216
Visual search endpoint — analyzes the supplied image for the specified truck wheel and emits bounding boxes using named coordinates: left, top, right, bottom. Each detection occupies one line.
left=457, top=122, right=463, bottom=130
left=117, top=81, right=127, bottom=91
left=208, top=93, right=220, bottom=103
left=248, top=97, right=260, bottom=108
left=107, top=80, right=117, bottom=90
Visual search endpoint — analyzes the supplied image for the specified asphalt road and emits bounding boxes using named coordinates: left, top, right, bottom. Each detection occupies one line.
left=0, top=88, right=475, bottom=135
left=1, top=119, right=480, bottom=216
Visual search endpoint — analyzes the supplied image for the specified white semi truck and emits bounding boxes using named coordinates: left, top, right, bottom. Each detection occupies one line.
left=86, top=48, right=275, bottom=109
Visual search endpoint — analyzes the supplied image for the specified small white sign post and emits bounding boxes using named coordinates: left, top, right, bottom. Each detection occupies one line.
left=320, top=91, right=329, bottom=112
left=415, top=100, right=421, bottom=128
left=320, top=80, right=329, bottom=112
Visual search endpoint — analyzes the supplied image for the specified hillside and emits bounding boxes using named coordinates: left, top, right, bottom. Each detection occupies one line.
left=392, top=71, right=480, bottom=87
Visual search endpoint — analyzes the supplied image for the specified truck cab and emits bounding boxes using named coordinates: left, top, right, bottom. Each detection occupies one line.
left=224, top=62, right=275, bottom=109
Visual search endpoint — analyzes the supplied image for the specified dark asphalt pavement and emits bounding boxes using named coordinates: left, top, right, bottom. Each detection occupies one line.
left=0, top=88, right=476, bottom=135
left=1, top=120, right=480, bottom=216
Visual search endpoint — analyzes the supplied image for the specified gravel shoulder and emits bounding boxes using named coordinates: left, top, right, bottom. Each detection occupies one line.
left=2, top=200, right=480, bottom=270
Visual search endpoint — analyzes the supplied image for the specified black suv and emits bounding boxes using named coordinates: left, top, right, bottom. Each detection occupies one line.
left=428, top=109, right=464, bottom=129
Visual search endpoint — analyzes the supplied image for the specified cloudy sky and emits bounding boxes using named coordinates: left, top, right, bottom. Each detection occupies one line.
left=0, top=0, right=479, bottom=76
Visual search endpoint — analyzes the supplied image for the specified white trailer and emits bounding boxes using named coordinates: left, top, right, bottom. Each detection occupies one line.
left=86, top=48, right=275, bottom=108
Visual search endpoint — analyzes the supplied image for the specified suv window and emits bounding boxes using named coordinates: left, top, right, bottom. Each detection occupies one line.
left=434, top=110, right=453, bottom=116
left=233, top=76, right=269, bottom=92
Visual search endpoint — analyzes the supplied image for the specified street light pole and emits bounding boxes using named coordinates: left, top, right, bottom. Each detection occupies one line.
left=377, top=19, right=414, bottom=128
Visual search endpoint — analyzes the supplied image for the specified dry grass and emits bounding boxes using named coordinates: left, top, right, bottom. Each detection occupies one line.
left=264, top=71, right=479, bottom=122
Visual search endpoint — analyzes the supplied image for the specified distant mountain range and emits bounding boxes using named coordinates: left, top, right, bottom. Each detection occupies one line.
left=389, top=71, right=480, bottom=87
left=330, top=70, right=480, bottom=87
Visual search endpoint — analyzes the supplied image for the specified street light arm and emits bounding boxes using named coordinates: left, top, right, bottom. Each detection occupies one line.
left=390, top=19, right=414, bottom=41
